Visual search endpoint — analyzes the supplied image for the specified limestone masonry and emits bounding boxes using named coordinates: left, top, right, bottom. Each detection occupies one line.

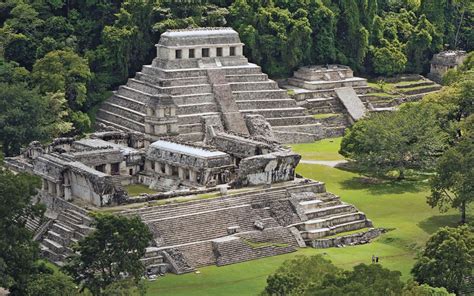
left=6, top=28, right=382, bottom=277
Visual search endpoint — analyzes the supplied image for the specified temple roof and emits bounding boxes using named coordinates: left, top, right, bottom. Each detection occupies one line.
left=150, top=140, right=228, bottom=159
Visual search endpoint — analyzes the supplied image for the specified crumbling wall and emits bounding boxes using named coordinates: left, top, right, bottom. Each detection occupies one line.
left=245, top=114, right=276, bottom=142
left=238, top=151, right=301, bottom=186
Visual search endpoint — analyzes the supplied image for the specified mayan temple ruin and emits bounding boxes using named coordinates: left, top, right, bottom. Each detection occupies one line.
left=5, top=28, right=384, bottom=276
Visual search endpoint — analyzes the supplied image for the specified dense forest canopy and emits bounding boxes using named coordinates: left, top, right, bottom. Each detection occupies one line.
left=0, top=0, right=472, bottom=154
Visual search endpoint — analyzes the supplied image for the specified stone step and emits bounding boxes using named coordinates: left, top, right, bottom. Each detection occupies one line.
left=172, top=93, right=215, bottom=105
left=136, top=72, right=209, bottom=87
left=142, top=65, right=207, bottom=79
left=241, top=107, right=307, bottom=118
left=233, top=89, right=289, bottom=101
left=127, top=79, right=160, bottom=95
left=101, top=102, right=145, bottom=123
left=42, top=238, right=64, bottom=254
left=179, top=123, right=203, bottom=134
left=106, top=94, right=147, bottom=113
left=273, top=131, right=319, bottom=144
left=96, top=110, right=146, bottom=133
left=177, top=112, right=221, bottom=125
left=301, top=219, right=369, bottom=240
left=117, top=86, right=151, bottom=103
left=323, top=126, right=347, bottom=138
left=266, top=115, right=317, bottom=126
left=225, top=74, right=268, bottom=82
left=140, top=256, right=165, bottom=266
left=40, top=245, right=66, bottom=263
left=399, top=85, right=442, bottom=96
left=236, top=99, right=297, bottom=110
left=305, top=204, right=357, bottom=220
left=178, top=132, right=204, bottom=142
left=303, top=212, right=366, bottom=230
left=230, top=81, right=279, bottom=92
left=51, top=222, right=73, bottom=239
left=395, top=81, right=435, bottom=89
left=222, top=65, right=262, bottom=75
left=95, top=118, right=137, bottom=133
left=176, top=102, right=218, bottom=115
left=272, top=123, right=323, bottom=135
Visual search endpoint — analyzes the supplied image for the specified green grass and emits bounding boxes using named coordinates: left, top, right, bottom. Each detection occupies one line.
left=146, top=138, right=467, bottom=296
left=312, top=113, right=339, bottom=119
left=290, top=138, right=345, bottom=161
left=124, top=184, right=158, bottom=196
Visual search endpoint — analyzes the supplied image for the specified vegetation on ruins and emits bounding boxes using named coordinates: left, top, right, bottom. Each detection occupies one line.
left=64, top=214, right=152, bottom=295
left=0, top=167, right=82, bottom=295
left=261, top=255, right=453, bottom=296
left=0, top=169, right=43, bottom=295
left=412, top=225, right=474, bottom=294
left=0, top=0, right=472, bottom=154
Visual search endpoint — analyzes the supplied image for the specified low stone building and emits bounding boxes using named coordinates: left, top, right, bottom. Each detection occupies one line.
left=428, top=50, right=468, bottom=83
left=142, top=140, right=234, bottom=189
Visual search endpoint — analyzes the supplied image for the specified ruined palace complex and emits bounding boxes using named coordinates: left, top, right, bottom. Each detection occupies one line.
left=6, top=28, right=388, bottom=275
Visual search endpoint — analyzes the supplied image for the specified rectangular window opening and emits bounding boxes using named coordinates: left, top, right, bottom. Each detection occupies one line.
left=202, top=48, right=210, bottom=58
left=175, top=49, right=182, bottom=59
left=216, top=47, right=223, bottom=57
left=230, top=47, right=236, bottom=56
left=189, top=48, right=195, bottom=58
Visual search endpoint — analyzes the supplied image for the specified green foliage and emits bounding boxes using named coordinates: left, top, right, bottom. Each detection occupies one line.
left=0, top=82, right=71, bottom=156
left=0, top=170, right=44, bottom=295
left=412, top=225, right=474, bottom=294
left=428, top=136, right=473, bottom=224
left=261, top=255, right=341, bottom=295
left=371, top=42, right=407, bottom=76
left=26, top=272, right=79, bottom=296
left=262, top=255, right=451, bottom=296
left=306, top=263, right=405, bottom=296
left=402, top=280, right=454, bottom=295
left=340, top=103, right=448, bottom=179
left=64, top=214, right=153, bottom=295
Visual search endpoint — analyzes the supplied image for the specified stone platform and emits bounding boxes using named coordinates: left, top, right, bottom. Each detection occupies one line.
left=28, top=179, right=378, bottom=275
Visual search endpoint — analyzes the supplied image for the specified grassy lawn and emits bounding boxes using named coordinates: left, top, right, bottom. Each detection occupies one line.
left=146, top=138, right=465, bottom=296
left=124, top=184, right=158, bottom=196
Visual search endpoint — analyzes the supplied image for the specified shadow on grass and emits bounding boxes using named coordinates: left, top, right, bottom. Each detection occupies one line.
left=417, top=214, right=462, bottom=235
left=340, top=176, right=426, bottom=195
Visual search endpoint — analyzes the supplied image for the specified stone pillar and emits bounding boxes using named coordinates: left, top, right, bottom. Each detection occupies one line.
left=178, top=167, right=184, bottom=180
left=56, top=183, right=62, bottom=198
left=49, top=181, right=56, bottom=195
left=145, top=160, right=152, bottom=171
left=189, top=170, right=197, bottom=183
left=155, top=162, right=161, bottom=174
left=165, top=164, right=171, bottom=176
left=209, top=47, right=217, bottom=57
left=236, top=46, right=243, bottom=56
left=223, top=47, right=230, bottom=57
left=195, top=47, right=202, bottom=58
left=42, top=179, right=47, bottom=191
left=105, top=164, right=111, bottom=175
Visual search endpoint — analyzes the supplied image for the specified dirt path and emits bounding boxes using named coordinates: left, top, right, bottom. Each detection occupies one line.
left=299, top=160, right=348, bottom=167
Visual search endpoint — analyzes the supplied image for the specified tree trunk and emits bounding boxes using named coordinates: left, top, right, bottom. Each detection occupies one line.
left=454, top=9, right=465, bottom=49
left=460, top=201, right=466, bottom=224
